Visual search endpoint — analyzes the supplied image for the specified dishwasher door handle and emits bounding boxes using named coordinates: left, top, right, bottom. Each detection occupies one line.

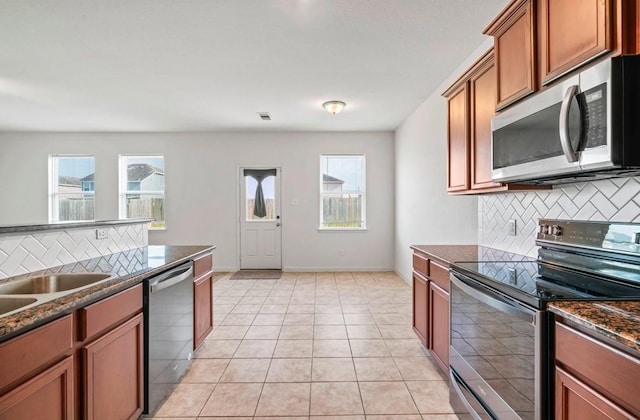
left=150, top=266, right=193, bottom=294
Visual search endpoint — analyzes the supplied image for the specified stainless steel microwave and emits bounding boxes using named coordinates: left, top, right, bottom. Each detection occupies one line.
left=491, top=55, right=640, bottom=185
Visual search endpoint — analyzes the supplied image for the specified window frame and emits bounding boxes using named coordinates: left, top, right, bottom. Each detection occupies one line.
left=118, top=155, right=166, bottom=230
left=48, top=155, right=96, bottom=223
left=318, top=154, right=367, bottom=231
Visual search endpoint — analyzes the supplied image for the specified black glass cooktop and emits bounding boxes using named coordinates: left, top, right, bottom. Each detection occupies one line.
left=452, top=260, right=640, bottom=309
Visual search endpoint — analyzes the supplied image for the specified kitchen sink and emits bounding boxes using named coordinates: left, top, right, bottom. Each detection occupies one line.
left=0, top=273, right=113, bottom=295
left=0, top=297, right=38, bottom=315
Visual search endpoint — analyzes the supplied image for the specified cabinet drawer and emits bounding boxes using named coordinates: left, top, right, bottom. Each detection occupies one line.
left=429, top=260, right=450, bottom=291
left=556, top=322, right=640, bottom=414
left=413, top=253, right=429, bottom=277
left=80, top=284, right=142, bottom=341
left=194, top=253, right=213, bottom=279
left=0, top=314, right=72, bottom=391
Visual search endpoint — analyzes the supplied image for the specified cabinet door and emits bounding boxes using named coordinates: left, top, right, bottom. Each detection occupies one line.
left=412, top=273, right=428, bottom=346
left=555, top=367, right=633, bottom=419
left=83, top=314, right=143, bottom=420
left=429, top=281, right=449, bottom=373
left=194, top=275, right=213, bottom=350
left=447, top=83, right=470, bottom=192
left=486, top=0, right=535, bottom=109
left=540, top=0, right=612, bottom=84
left=470, top=55, right=502, bottom=190
left=0, top=356, right=74, bottom=420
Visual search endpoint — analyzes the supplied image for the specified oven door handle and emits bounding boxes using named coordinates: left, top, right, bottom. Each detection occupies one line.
left=451, top=273, right=536, bottom=325
left=450, top=370, right=484, bottom=420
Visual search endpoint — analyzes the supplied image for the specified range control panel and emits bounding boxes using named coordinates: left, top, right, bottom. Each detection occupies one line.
left=537, top=219, right=640, bottom=254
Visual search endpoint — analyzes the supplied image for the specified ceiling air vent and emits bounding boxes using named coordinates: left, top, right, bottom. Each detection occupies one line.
left=257, top=112, right=271, bottom=121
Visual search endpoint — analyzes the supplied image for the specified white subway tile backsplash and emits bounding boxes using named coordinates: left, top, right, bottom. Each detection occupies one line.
left=479, top=176, right=640, bottom=257
left=0, top=223, right=148, bottom=279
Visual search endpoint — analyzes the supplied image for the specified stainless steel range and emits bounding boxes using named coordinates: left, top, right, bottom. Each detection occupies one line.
left=449, top=219, right=640, bottom=420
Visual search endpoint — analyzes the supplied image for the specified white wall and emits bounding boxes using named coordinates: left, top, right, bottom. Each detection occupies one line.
left=394, top=39, right=495, bottom=284
left=0, top=131, right=394, bottom=272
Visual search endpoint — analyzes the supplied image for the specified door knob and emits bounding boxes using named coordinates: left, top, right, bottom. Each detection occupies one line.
left=276, top=223, right=281, bottom=227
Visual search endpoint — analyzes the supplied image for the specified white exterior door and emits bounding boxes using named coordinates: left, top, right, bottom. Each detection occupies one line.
left=240, top=167, right=282, bottom=269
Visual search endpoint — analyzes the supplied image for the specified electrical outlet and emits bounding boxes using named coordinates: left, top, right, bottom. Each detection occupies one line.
left=339, top=249, right=345, bottom=257
left=95, top=229, right=108, bottom=240
left=508, top=219, right=517, bottom=236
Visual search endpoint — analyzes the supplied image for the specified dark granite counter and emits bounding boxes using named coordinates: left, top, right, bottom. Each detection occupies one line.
left=0, top=245, right=215, bottom=342
left=0, top=218, right=153, bottom=236
left=549, top=301, right=640, bottom=356
left=410, top=244, right=534, bottom=266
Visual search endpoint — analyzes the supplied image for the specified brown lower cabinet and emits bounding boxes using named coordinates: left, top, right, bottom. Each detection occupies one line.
left=429, top=281, right=449, bottom=372
left=193, top=252, right=214, bottom=350
left=411, top=250, right=450, bottom=373
left=0, top=283, right=144, bottom=420
left=0, top=356, right=74, bottom=419
left=555, top=320, right=640, bottom=419
left=83, top=314, right=143, bottom=420
left=412, top=272, right=428, bottom=346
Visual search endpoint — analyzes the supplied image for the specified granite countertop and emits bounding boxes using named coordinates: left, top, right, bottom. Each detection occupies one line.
left=549, top=301, right=640, bottom=355
left=410, top=244, right=534, bottom=265
left=0, top=218, right=154, bottom=235
left=0, top=245, right=215, bottom=342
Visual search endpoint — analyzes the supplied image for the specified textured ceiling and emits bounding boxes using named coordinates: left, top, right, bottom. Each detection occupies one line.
left=0, top=0, right=508, bottom=132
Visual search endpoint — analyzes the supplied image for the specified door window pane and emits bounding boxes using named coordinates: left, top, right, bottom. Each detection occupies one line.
left=245, top=175, right=275, bottom=220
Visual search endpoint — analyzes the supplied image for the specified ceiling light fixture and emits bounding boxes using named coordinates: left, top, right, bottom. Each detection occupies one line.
left=323, top=100, right=346, bottom=115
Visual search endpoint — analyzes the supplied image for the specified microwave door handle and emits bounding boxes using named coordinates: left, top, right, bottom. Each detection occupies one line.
left=559, top=85, right=580, bottom=163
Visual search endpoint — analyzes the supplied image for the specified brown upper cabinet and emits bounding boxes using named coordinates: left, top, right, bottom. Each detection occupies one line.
left=469, top=54, right=503, bottom=190
left=539, top=0, right=613, bottom=84
left=485, top=0, right=640, bottom=111
left=484, top=0, right=536, bottom=110
left=443, top=50, right=546, bottom=194
left=446, top=82, right=470, bottom=193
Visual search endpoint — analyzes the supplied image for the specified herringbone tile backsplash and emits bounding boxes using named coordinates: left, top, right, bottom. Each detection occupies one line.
left=0, top=223, right=148, bottom=279
left=479, top=176, right=640, bottom=257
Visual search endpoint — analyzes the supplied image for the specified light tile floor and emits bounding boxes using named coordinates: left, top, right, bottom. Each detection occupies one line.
left=151, top=271, right=458, bottom=419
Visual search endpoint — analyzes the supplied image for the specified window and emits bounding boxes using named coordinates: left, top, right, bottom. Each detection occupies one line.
left=119, top=156, right=165, bottom=229
left=319, top=154, right=366, bottom=229
left=49, top=155, right=95, bottom=222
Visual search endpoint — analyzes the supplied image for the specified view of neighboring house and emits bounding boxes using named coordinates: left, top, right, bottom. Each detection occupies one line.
left=126, top=163, right=164, bottom=191
left=79, top=174, right=95, bottom=192
left=322, top=174, right=344, bottom=192
left=73, top=163, right=165, bottom=194
left=57, top=176, right=82, bottom=193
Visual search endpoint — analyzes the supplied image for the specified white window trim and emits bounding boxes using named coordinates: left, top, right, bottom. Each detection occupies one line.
left=318, top=154, right=367, bottom=231
left=48, top=155, right=95, bottom=223
left=119, top=155, right=166, bottom=230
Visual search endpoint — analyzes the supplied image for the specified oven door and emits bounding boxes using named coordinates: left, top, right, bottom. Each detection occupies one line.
left=449, top=270, right=548, bottom=420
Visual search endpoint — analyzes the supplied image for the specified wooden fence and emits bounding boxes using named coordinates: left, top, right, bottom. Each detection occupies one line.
left=322, top=195, right=363, bottom=228
left=247, top=198, right=275, bottom=220
left=58, top=199, right=94, bottom=221
left=127, top=197, right=164, bottom=226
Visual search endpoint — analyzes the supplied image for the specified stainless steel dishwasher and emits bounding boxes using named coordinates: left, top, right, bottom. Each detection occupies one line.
left=143, top=261, right=194, bottom=415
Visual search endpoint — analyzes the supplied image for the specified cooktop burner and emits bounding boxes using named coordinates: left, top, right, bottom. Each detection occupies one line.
left=452, top=259, right=640, bottom=308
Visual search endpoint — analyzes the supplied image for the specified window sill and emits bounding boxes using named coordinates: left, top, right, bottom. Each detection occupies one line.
left=317, top=227, right=368, bottom=232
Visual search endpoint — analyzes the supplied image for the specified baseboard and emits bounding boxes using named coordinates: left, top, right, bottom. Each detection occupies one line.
left=282, top=267, right=394, bottom=272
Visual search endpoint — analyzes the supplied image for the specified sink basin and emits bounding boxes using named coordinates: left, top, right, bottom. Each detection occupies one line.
left=0, top=297, right=38, bottom=315
left=0, top=273, right=113, bottom=295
